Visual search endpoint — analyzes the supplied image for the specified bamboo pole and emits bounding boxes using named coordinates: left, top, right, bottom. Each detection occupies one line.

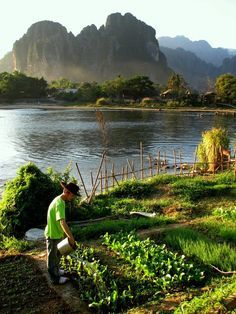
left=234, top=147, right=236, bottom=181
left=192, top=147, right=198, bottom=177
left=121, top=166, right=124, bottom=181
left=157, top=151, right=160, bottom=175
left=75, top=163, right=89, bottom=198
left=87, top=151, right=106, bottom=203
left=105, top=168, right=108, bottom=192
left=179, top=150, right=182, bottom=175
left=112, top=163, right=115, bottom=187
left=173, top=149, right=177, bottom=175
left=127, top=159, right=137, bottom=179
left=90, top=171, right=94, bottom=187
left=140, top=142, right=144, bottom=180
left=100, top=170, right=103, bottom=193
left=148, top=154, right=153, bottom=177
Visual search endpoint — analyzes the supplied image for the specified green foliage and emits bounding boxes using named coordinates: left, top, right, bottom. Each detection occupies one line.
left=140, top=97, right=155, bottom=107
left=124, top=76, right=155, bottom=100
left=0, top=162, right=60, bottom=236
left=215, top=73, right=236, bottom=104
left=103, top=231, right=205, bottom=289
left=171, top=176, right=235, bottom=201
left=213, top=206, right=236, bottom=221
left=174, top=275, right=236, bottom=313
left=108, top=179, right=154, bottom=198
left=0, top=235, right=32, bottom=252
left=71, top=216, right=174, bottom=240
left=167, top=73, right=188, bottom=99
left=197, top=127, right=230, bottom=171
left=0, top=71, right=47, bottom=99
left=0, top=162, right=79, bottom=236
left=195, top=216, right=236, bottom=244
left=61, top=243, right=156, bottom=312
left=164, top=227, right=236, bottom=271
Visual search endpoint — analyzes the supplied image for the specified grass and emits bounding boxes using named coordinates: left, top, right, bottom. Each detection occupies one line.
left=193, top=216, right=236, bottom=244
left=174, top=275, right=236, bottom=313
left=163, top=227, right=236, bottom=271
left=72, top=215, right=175, bottom=240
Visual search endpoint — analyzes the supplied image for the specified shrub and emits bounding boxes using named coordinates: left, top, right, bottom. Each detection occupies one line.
left=96, top=97, right=111, bottom=106
left=108, top=179, right=154, bottom=198
left=0, top=162, right=59, bottom=237
left=197, top=127, right=230, bottom=172
left=140, top=97, right=155, bottom=107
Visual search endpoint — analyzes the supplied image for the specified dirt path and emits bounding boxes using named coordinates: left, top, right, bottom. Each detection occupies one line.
left=29, top=244, right=91, bottom=314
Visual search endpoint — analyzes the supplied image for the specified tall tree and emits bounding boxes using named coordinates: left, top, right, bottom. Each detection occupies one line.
left=215, top=74, right=236, bottom=104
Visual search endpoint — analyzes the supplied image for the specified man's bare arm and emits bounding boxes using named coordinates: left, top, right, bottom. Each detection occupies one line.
left=60, top=219, right=75, bottom=246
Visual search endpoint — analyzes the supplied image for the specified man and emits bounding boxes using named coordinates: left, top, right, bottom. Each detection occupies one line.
left=45, top=181, right=80, bottom=284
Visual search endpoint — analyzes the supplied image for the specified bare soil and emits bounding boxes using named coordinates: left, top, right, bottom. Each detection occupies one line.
left=0, top=246, right=90, bottom=314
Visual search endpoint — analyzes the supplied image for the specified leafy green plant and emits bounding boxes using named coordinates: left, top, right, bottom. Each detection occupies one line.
left=0, top=235, right=32, bottom=252
left=174, top=275, right=236, bottom=313
left=213, top=206, right=236, bottom=221
left=61, top=243, right=150, bottom=312
left=103, top=231, right=205, bottom=290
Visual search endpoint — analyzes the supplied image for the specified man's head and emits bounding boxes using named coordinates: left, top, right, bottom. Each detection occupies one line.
left=61, top=182, right=80, bottom=201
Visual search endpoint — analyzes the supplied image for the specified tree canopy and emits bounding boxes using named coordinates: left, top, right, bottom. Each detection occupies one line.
left=215, top=74, right=236, bottom=104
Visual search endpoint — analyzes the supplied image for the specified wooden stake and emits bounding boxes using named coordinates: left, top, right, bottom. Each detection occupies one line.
left=87, top=151, right=106, bottom=203
left=140, top=142, right=144, bottom=180
left=148, top=154, right=153, bottom=177
left=112, top=163, right=115, bottom=187
left=75, top=163, right=89, bottom=198
left=100, top=170, right=103, bottom=193
left=127, top=159, right=137, bottom=179
left=90, top=171, right=94, bottom=187
left=173, top=149, right=177, bottom=175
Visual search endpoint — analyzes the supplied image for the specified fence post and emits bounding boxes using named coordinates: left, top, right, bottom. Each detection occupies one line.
left=75, top=163, right=89, bottom=198
left=140, top=141, right=144, bottom=180
left=173, top=149, right=177, bottom=175
left=148, top=154, right=153, bottom=177
left=127, top=159, right=137, bottom=179
left=87, top=151, right=106, bottom=203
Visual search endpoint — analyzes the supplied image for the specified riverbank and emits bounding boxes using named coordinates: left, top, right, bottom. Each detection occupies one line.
left=0, top=100, right=236, bottom=114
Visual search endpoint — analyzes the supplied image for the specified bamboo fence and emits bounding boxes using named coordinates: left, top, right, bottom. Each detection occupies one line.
left=75, top=142, right=236, bottom=202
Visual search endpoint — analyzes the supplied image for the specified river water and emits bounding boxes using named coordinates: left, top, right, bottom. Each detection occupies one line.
left=0, top=107, right=236, bottom=191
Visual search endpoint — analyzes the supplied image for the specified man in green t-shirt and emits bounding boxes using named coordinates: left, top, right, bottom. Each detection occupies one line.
left=45, top=181, right=80, bottom=284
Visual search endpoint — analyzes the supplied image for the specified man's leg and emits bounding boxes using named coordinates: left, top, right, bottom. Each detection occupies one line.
left=46, top=238, right=61, bottom=284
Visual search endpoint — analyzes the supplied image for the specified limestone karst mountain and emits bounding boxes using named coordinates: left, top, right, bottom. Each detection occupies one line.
left=0, top=13, right=171, bottom=84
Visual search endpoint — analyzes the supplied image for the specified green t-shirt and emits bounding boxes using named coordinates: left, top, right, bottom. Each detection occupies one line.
left=45, top=195, right=65, bottom=239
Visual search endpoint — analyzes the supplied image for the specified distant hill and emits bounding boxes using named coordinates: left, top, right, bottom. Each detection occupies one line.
left=0, top=13, right=171, bottom=85
left=160, top=46, right=220, bottom=90
left=158, top=35, right=230, bottom=66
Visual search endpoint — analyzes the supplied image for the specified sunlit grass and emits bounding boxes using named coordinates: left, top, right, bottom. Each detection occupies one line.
left=164, top=227, right=236, bottom=271
left=174, top=275, right=236, bottom=313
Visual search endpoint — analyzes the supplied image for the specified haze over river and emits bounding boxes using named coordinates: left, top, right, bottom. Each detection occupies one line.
left=0, top=108, right=236, bottom=191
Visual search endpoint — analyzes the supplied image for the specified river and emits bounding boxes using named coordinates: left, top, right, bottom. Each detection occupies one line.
left=0, top=107, right=235, bottom=191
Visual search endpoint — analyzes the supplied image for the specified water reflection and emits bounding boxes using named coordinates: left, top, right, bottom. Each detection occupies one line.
left=0, top=108, right=235, bottom=189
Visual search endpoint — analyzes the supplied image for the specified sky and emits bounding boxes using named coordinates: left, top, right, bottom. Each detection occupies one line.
left=1, top=0, right=236, bottom=58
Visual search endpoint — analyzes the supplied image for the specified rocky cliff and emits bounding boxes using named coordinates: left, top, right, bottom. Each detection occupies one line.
left=0, top=13, right=171, bottom=84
